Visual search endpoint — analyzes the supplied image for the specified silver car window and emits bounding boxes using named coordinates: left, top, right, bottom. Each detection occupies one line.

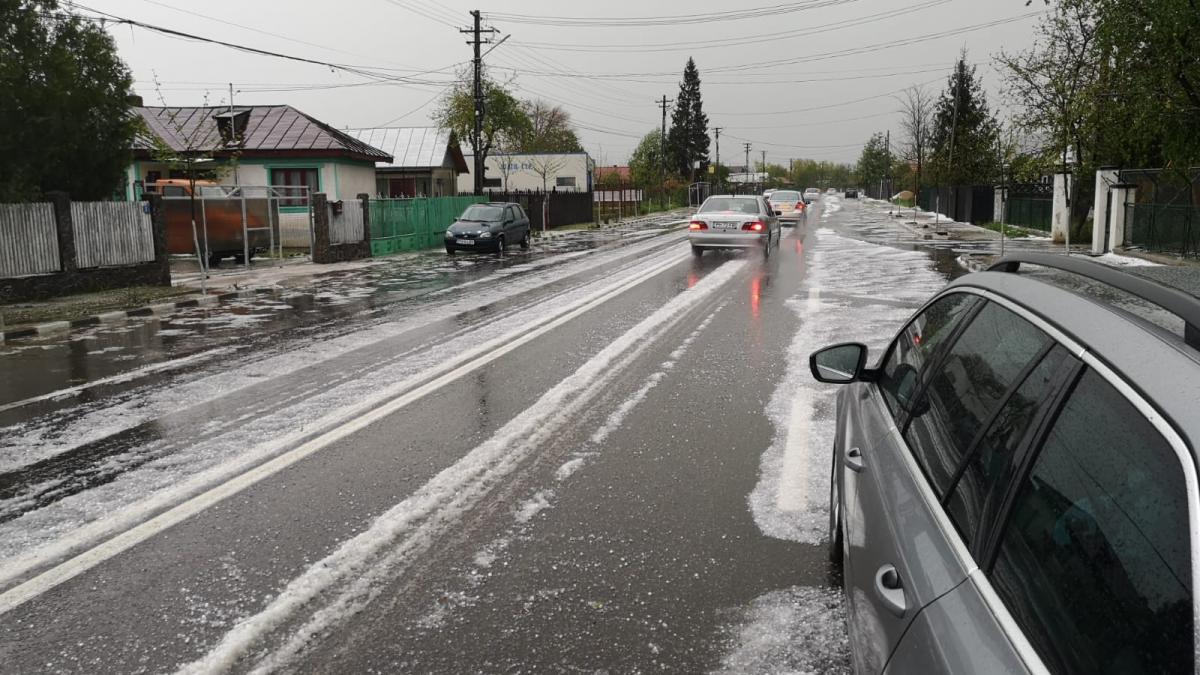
left=990, top=368, right=1192, bottom=675
left=904, top=302, right=1051, bottom=497
left=878, top=293, right=979, bottom=419
left=943, top=345, right=1074, bottom=545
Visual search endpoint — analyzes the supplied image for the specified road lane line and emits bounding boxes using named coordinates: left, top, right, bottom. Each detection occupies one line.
left=0, top=248, right=695, bottom=613
left=182, top=259, right=750, bottom=675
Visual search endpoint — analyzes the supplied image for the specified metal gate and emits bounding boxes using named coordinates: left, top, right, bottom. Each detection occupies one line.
left=151, top=183, right=311, bottom=268
left=689, top=182, right=711, bottom=208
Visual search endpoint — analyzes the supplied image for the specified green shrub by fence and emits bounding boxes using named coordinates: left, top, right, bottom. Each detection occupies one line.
left=1005, top=197, right=1052, bottom=232
left=1129, top=203, right=1199, bottom=257
left=369, top=196, right=486, bottom=256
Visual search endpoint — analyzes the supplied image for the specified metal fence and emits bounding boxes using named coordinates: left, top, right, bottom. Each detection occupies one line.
left=71, top=201, right=155, bottom=268
left=370, top=196, right=485, bottom=255
left=329, top=202, right=365, bottom=245
left=1119, top=168, right=1199, bottom=257
left=0, top=203, right=60, bottom=277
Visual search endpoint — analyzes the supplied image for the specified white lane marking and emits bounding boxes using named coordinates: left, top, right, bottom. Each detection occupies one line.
left=181, top=260, right=749, bottom=675
left=777, top=287, right=822, bottom=512
left=0, top=348, right=236, bottom=415
left=0, top=249, right=694, bottom=613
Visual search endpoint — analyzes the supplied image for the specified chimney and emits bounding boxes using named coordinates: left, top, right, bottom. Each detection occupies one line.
left=126, top=94, right=144, bottom=107
left=214, top=109, right=251, bottom=147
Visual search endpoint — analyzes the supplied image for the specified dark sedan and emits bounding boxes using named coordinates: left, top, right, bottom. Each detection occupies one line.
left=445, top=202, right=531, bottom=255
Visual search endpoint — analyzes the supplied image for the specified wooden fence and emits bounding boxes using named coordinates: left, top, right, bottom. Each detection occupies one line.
left=0, top=203, right=60, bottom=277
left=70, top=202, right=156, bottom=268
left=329, top=202, right=365, bottom=245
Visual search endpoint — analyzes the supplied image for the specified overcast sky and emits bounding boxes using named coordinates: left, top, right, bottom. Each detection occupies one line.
left=84, top=0, right=1046, bottom=166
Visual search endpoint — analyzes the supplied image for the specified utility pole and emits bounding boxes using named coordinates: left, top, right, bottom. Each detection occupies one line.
left=743, top=142, right=751, bottom=194
left=760, top=150, right=767, bottom=191
left=658, top=95, right=672, bottom=210
left=884, top=129, right=890, bottom=199
left=713, top=127, right=722, bottom=192
left=462, top=11, right=497, bottom=194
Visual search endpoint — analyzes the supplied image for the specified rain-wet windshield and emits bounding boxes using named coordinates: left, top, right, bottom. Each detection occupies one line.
left=698, top=197, right=761, bottom=214
left=459, top=205, right=504, bottom=222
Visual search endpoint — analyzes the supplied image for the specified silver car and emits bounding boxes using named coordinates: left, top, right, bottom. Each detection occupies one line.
left=810, top=253, right=1200, bottom=674
left=688, top=195, right=781, bottom=257
left=767, top=190, right=806, bottom=226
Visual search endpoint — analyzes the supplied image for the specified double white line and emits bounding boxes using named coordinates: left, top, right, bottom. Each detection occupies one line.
left=0, top=246, right=693, bottom=616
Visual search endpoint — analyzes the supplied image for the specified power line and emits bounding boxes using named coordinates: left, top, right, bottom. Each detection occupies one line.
left=709, top=78, right=943, bottom=117
left=509, top=0, right=945, bottom=53
left=486, top=0, right=862, bottom=27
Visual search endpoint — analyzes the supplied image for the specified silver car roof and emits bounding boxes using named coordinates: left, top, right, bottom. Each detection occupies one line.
left=946, top=270, right=1200, bottom=453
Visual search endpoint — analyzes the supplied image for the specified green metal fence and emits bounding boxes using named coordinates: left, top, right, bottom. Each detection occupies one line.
left=1128, top=203, right=1200, bottom=257
left=369, top=196, right=486, bottom=256
left=1005, top=197, right=1052, bottom=232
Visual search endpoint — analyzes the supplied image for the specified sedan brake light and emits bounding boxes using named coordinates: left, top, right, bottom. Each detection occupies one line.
left=689, top=220, right=708, bottom=230
left=742, top=221, right=765, bottom=232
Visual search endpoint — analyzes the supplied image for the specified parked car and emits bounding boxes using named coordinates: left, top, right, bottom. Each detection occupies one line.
left=445, top=202, right=531, bottom=255
left=152, top=179, right=274, bottom=267
left=844, top=188, right=859, bottom=199
left=803, top=187, right=821, bottom=204
left=767, top=190, right=805, bottom=226
left=810, top=253, right=1200, bottom=674
left=688, top=195, right=780, bottom=257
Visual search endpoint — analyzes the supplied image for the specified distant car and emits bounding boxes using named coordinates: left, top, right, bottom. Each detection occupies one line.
left=767, top=190, right=805, bottom=226
left=812, top=253, right=1200, bottom=674
left=444, top=202, right=530, bottom=255
left=803, top=187, right=821, bottom=204
left=688, top=195, right=780, bottom=258
left=826, top=187, right=838, bottom=194
left=844, top=188, right=859, bottom=199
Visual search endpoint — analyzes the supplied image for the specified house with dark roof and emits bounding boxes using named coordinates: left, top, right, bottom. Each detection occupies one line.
left=342, top=127, right=468, bottom=198
left=127, top=105, right=392, bottom=205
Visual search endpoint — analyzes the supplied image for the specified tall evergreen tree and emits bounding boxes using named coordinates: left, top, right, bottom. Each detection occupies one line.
left=0, top=0, right=140, bottom=201
left=666, top=58, right=710, bottom=181
left=928, top=53, right=1000, bottom=186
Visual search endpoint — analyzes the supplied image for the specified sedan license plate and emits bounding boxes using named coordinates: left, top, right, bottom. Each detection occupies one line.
left=713, top=221, right=740, bottom=230
left=455, top=239, right=475, bottom=245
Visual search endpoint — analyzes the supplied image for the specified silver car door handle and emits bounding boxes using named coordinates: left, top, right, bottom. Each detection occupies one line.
left=874, top=564, right=907, bottom=618
left=844, top=446, right=864, bottom=473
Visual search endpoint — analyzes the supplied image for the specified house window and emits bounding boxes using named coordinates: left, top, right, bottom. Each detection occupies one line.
left=270, top=167, right=318, bottom=206
left=556, top=176, right=576, bottom=188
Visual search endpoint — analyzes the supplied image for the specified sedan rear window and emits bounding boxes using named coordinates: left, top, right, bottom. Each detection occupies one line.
left=770, top=191, right=801, bottom=201
left=699, top=198, right=761, bottom=214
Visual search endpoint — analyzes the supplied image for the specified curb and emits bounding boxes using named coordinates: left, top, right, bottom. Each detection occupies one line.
left=1, top=287, right=274, bottom=344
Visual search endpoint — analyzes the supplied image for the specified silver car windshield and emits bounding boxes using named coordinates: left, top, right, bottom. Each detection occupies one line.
left=698, top=198, right=761, bottom=214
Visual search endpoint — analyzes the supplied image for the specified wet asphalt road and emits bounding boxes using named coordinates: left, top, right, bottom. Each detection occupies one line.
left=0, top=199, right=974, bottom=673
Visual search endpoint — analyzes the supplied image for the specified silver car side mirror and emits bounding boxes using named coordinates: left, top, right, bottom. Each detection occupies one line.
left=810, top=343, right=867, bottom=384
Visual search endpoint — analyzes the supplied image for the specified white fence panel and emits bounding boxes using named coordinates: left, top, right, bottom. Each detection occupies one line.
left=329, top=204, right=364, bottom=245
left=0, top=203, right=60, bottom=278
left=71, top=202, right=155, bottom=268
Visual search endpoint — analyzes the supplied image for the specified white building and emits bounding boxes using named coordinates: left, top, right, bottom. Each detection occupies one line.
left=457, top=153, right=594, bottom=193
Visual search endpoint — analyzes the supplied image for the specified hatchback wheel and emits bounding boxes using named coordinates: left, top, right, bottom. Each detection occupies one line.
left=445, top=246, right=455, bottom=256
left=520, top=231, right=530, bottom=249
left=495, top=236, right=505, bottom=255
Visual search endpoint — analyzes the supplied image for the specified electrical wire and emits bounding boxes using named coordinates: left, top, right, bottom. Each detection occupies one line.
left=486, top=0, right=862, bottom=27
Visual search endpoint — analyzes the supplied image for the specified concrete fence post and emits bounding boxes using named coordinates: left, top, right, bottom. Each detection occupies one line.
left=357, top=193, right=372, bottom=258
left=1051, top=171, right=1072, bottom=244
left=1108, top=184, right=1137, bottom=251
left=994, top=187, right=1005, bottom=225
left=47, top=191, right=77, bottom=273
left=146, top=193, right=171, bottom=285
left=1092, top=167, right=1119, bottom=254
left=312, top=193, right=331, bottom=264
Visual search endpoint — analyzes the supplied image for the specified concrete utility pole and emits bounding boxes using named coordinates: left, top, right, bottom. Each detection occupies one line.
left=462, top=11, right=497, bottom=194
left=713, top=127, right=722, bottom=191
left=658, top=95, right=672, bottom=209
left=743, top=143, right=751, bottom=193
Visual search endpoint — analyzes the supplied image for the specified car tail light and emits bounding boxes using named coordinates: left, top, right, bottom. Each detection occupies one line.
left=689, top=220, right=708, bottom=230
left=742, top=221, right=765, bottom=232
